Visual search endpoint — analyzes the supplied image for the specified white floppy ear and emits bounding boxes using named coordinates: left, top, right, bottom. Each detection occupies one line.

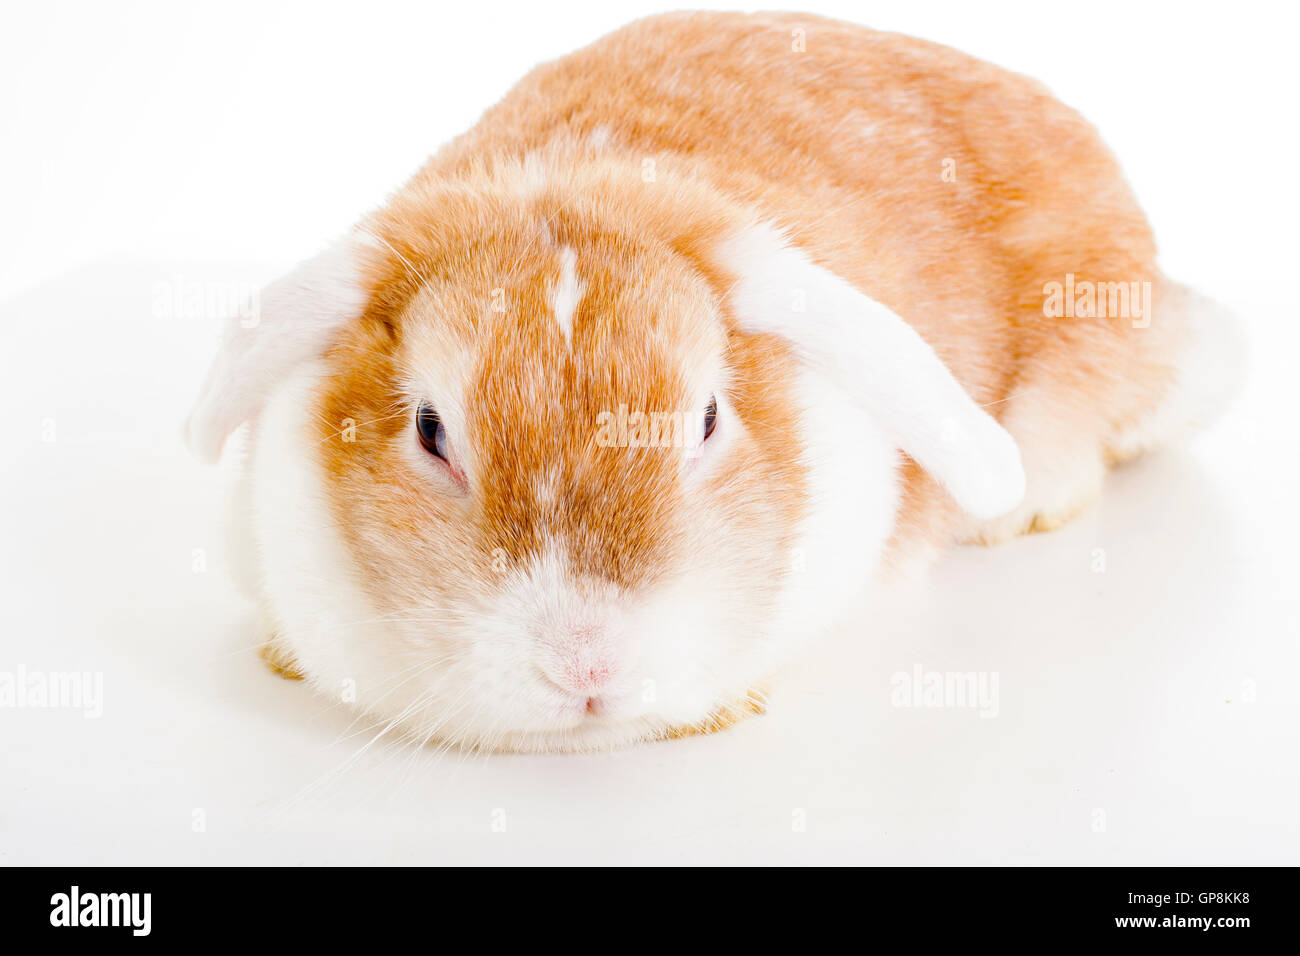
left=716, top=223, right=1025, bottom=520
left=184, top=232, right=376, bottom=464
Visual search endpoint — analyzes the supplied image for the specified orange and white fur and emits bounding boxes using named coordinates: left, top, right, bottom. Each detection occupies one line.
left=186, top=12, right=1242, bottom=752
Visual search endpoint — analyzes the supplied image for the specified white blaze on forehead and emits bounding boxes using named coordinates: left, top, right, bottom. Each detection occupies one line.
left=550, top=246, right=584, bottom=347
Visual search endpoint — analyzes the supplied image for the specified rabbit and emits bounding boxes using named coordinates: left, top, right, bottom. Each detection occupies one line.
left=185, top=12, right=1243, bottom=752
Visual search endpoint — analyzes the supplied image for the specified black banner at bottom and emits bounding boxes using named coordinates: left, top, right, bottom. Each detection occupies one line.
left=0, top=865, right=1289, bottom=943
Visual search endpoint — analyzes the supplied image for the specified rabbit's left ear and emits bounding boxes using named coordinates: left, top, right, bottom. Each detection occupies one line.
left=184, top=231, right=377, bottom=464
left=715, top=222, right=1025, bottom=520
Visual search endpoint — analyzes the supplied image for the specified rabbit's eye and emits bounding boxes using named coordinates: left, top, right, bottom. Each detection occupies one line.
left=416, top=403, right=448, bottom=460
left=703, top=394, right=718, bottom=441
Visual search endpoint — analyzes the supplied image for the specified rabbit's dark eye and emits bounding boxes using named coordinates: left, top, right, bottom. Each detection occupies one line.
left=416, top=403, right=448, bottom=460
left=703, top=394, right=718, bottom=441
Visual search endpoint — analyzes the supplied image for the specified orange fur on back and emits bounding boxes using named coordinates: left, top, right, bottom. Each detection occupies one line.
left=359, top=11, right=1177, bottom=559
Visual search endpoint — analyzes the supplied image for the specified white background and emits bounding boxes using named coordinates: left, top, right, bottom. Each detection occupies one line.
left=1, top=0, right=1297, bottom=864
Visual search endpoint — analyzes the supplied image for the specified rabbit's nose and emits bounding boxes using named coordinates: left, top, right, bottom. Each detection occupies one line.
left=561, top=642, right=616, bottom=692
left=543, top=624, right=618, bottom=694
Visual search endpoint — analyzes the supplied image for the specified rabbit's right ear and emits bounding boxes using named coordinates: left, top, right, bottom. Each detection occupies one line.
left=714, top=222, right=1025, bottom=521
left=184, top=232, right=378, bottom=464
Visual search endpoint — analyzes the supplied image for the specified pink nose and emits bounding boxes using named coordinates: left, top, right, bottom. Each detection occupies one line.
left=562, top=658, right=614, bottom=692
left=549, top=625, right=617, bottom=693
